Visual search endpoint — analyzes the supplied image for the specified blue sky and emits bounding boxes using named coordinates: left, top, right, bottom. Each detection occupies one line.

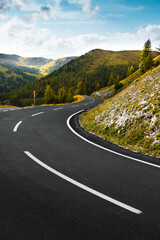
left=0, top=0, right=160, bottom=59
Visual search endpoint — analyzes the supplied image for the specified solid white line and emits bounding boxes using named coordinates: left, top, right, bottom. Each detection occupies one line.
left=24, top=151, right=142, bottom=214
left=67, top=110, right=160, bottom=169
left=31, top=112, right=44, bottom=117
left=53, top=107, right=63, bottom=111
left=13, top=121, right=23, bottom=132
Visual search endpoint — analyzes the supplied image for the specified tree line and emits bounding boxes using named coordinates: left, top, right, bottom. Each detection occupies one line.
left=0, top=44, right=159, bottom=106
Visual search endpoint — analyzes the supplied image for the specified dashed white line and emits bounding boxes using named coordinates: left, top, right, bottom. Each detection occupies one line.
left=53, top=107, right=63, bottom=111
left=67, top=110, right=160, bottom=169
left=84, top=103, right=88, bottom=106
left=71, top=105, right=79, bottom=108
left=24, top=151, right=142, bottom=215
left=13, top=121, right=23, bottom=132
left=31, top=112, right=44, bottom=117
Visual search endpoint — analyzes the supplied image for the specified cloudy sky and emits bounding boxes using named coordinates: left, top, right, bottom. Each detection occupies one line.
left=0, top=0, right=160, bottom=59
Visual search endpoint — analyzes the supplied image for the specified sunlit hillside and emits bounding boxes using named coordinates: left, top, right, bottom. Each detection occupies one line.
left=80, top=64, right=160, bottom=158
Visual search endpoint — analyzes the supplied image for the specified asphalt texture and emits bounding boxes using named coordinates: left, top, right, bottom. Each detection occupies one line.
left=0, top=96, right=160, bottom=240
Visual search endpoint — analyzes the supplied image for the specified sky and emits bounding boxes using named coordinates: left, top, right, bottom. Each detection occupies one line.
left=0, top=0, right=160, bottom=59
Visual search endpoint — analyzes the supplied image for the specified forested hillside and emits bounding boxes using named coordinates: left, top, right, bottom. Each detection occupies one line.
left=4, top=49, right=145, bottom=106
left=0, top=53, right=75, bottom=76
left=0, top=64, right=38, bottom=94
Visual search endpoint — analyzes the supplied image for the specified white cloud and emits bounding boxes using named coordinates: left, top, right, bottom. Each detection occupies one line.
left=117, top=5, right=144, bottom=11
left=12, top=0, right=28, bottom=10
left=68, top=0, right=91, bottom=12
left=68, top=0, right=99, bottom=13
left=0, top=18, right=159, bottom=59
left=0, top=0, right=10, bottom=18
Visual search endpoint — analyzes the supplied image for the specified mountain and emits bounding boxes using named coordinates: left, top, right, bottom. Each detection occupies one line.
left=40, top=57, right=76, bottom=75
left=80, top=64, right=160, bottom=158
left=6, top=49, right=145, bottom=105
left=0, top=53, right=76, bottom=75
left=0, top=64, right=39, bottom=95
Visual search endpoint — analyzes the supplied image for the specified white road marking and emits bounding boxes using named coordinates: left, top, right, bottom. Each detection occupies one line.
left=24, top=151, right=142, bottom=214
left=84, top=103, right=88, bottom=106
left=71, top=105, right=79, bottom=108
left=2, top=110, right=8, bottom=112
left=53, top=107, right=63, bottom=111
left=13, top=121, right=23, bottom=132
left=31, top=112, right=44, bottom=117
left=67, top=110, right=160, bottom=169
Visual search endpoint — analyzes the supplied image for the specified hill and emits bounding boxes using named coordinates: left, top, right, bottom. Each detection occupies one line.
left=80, top=65, right=160, bottom=158
left=6, top=49, right=146, bottom=106
left=0, top=53, right=76, bottom=75
left=40, top=57, right=76, bottom=75
left=0, top=64, right=39, bottom=94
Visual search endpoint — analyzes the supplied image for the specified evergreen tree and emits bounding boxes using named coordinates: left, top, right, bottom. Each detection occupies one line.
left=108, top=72, right=115, bottom=86
left=127, top=66, right=135, bottom=76
left=44, top=85, right=55, bottom=104
left=139, top=39, right=154, bottom=73
left=58, top=87, right=67, bottom=102
left=75, top=81, right=87, bottom=95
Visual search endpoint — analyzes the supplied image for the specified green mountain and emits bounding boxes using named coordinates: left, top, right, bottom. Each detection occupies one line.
left=80, top=64, right=160, bottom=158
left=6, top=49, right=147, bottom=106
left=40, top=57, right=76, bottom=75
left=0, top=53, right=76, bottom=75
left=0, top=64, right=39, bottom=94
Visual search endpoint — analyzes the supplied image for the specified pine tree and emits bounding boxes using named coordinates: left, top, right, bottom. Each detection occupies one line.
left=139, top=39, right=154, bottom=73
left=75, top=81, right=87, bottom=95
left=127, top=66, right=134, bottom=76
left=44, top=85, right=55, bottom=104
left=108, top=72, right=115, bottom=86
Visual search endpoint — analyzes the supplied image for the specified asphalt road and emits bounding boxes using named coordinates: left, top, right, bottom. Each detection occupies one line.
left=0, top=96, right=160, bottom=240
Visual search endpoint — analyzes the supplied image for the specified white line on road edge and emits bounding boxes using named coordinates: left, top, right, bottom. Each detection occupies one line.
left=13, top=121, right=23, bottom=132
left=53, top=107, right=63, bottom=111
left=31, top=112, right=44, bottom=117
left=24, top=151, right=142, bottom=214
left=67, top=110, right=160, bottom=169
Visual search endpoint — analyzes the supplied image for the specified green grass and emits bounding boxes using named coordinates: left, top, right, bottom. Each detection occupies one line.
left=80, top=65, right=160, bottom=158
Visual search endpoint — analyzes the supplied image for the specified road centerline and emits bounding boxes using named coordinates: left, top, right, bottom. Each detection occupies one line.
left=13, top=121, right=23, bottom=132
left=53, top=107, right=64, bottom=111
left=24, top=151, right=142, bottom=215
left=71, top=105, right=79, bottom=108
left=31, top=112, right=44, bottom=117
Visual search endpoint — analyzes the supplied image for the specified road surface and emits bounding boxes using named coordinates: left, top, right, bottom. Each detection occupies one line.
left=0, top=96, right=160, bottom=240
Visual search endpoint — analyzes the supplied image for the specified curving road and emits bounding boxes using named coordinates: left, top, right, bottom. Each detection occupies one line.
left=0, top=96, right=160, bottom=240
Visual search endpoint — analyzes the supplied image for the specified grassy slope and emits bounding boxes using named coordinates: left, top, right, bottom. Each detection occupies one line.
left=92, top=53, right=159, bottom=100
left=80, top=65, right=160, bottom=158
left=40, top=57, right=76, bottom=75
left=73, top=49, right=141, bottom=72
left=92, top=70, right=142, bottom=99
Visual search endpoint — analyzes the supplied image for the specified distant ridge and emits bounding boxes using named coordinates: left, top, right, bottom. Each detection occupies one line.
left=0, top=53, right=76, bottom=75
